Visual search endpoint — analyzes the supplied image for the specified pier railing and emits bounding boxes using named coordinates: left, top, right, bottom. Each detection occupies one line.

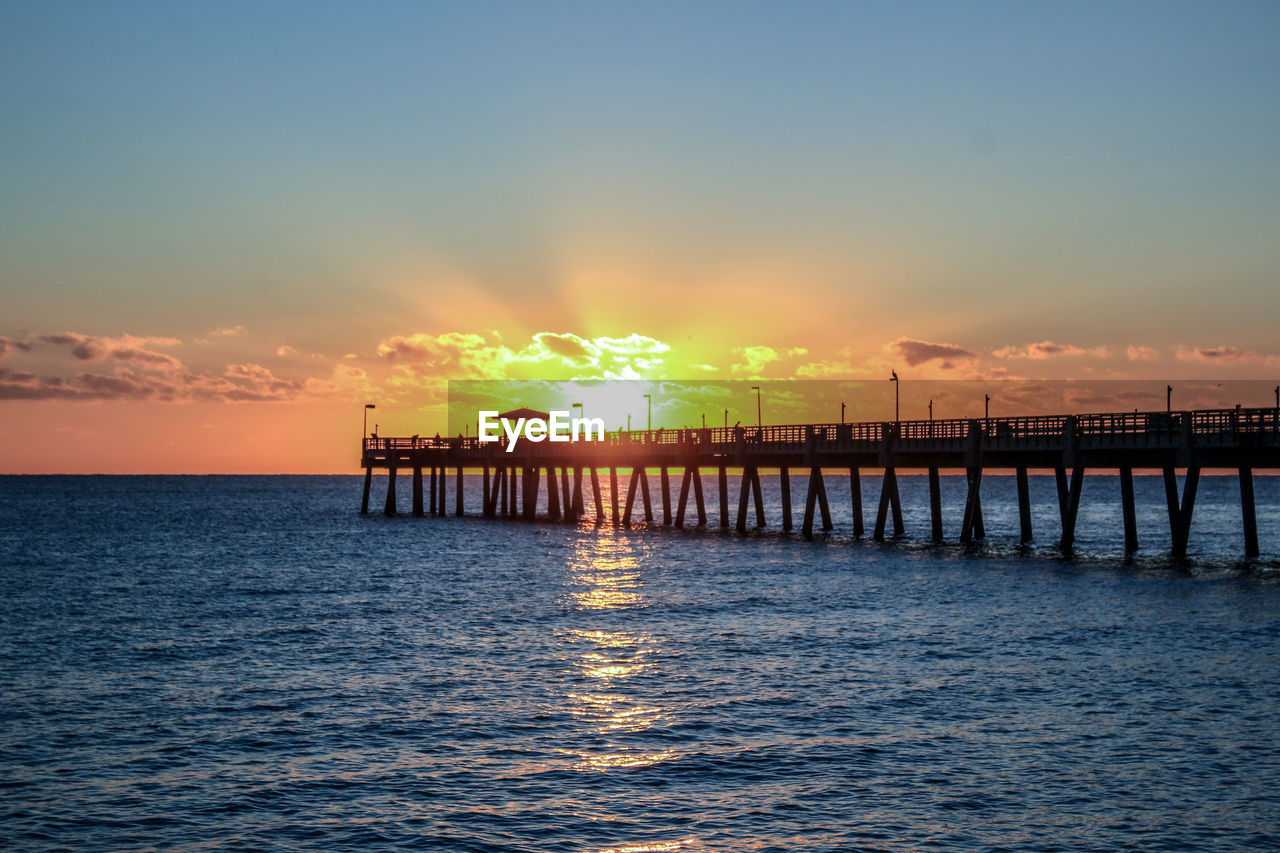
left=363, top=406, right=1280, bottom=456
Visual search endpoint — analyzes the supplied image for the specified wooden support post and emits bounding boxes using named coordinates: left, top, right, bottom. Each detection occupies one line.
left=675, top=468, right=692, bottom=528
left=1059, top=467, right=1084, bottom=550
left=413, top=465, right=424, bottom=517
left=524, top=466, right=539, bottom=521
left=972, top=482, right=984, bottom=540
left=692, top=467, right=706, bottom=526
left=361, top=466, right=372, bottom=514
left=498, top=466, right=508, bottom=517
left=455, top=466, right=464, bottom=517
left=874, top=468, right=896, bottom=541
left=622, top=467, right=640, bottom=526
left=802, top=468, right=818, bottom=537
left=507, top=467, right=517, bottom=517
left=482, top=466, right=491, bottom=517
left=590, top=468, right=604, bottom=524
left=1120, top=466, right=1138, bottom=553
left=960, top=467, right=982, bottom=543
left=1171, top=466, right=1200, bottom=560
left=888, top=468, right=903, bottom=536
left=571, top=467, right=584, bottom=521
left=1016, top=466, right=1032, bottom=543
left=849, top=468, right=864, bottom=538
left=815, top=468, right=832, bottom=530
left=661, top=468, right=673, bottom=525
left=610, top=467, right=620, bottom=525
left=736, top=467, right=753, bottom=533
left=561, top=467, right=572, bottom=521
left=546, top=466, right=561, bottom=522
left=751, top=467, right=766, bottom=528
left=718, top=466, right=729, bottom=529
left=1241, top=466, right=1259, bottom=558
left=1162, top=466, right=1179, bottom=544
left=928, top=466, right=943, bottom=542
left=384, top=462, right=398, bottom=516
left=1055, top=466, right=1069, bottom=532
left=780, top=467, right=793, bottom=531
left=639, top=467, right=653, bottom=522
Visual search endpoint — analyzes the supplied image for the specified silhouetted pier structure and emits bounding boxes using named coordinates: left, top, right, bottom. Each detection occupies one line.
left=360, top=407, right=1280, bottom=558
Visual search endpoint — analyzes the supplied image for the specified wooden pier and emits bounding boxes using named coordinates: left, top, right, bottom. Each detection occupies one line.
left=360, top=407, right=1280, bottom=558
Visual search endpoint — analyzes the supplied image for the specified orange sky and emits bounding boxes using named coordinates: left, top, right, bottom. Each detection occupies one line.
left=3, top=4, right=1279, bottom=472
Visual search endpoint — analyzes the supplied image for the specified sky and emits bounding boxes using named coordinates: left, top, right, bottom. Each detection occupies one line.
left=2, top=0, right=1279, bottom=472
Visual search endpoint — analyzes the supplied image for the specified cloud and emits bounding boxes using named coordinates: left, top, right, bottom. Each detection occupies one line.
left=38, top=332, right=183, bottom=369
left=376, top=331, right=672, bottom=380
left=303, top=363, right=376, bottom=401
left=277, top=345, right=298, bottom=357
left=730, top=345, right=808, bottom=378
left=889, top=337, right=977, bottom=369
left=1175, top=346, right=1280, bottom=366
left=795, top=360, right=860, bottom=378
left=992, top=341, right=1108, bottom=360
left=1126, top=346, right=1160, bottom=362
left=0, top=362, right=308, bottom=402
left=0, top=337, right=32, bottom=360
left=193, top=325, right=248, bottom=345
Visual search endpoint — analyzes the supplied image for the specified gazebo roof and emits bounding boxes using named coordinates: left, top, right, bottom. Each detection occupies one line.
left=497, top=407, right=551, bottom=420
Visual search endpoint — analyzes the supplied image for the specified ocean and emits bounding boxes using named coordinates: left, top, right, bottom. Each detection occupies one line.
left=2, top=473, right=1279, bottom=851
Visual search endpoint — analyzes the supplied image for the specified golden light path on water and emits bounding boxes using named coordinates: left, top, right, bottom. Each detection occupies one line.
left=557, top=534, right=699, bottom=852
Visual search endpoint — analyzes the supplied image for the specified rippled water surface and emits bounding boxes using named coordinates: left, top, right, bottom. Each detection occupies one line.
left=3, top=474, right=1280, bottom=851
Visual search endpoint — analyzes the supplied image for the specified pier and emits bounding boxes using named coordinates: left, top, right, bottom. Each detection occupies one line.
left=360, top=407, right=1279, bottom=558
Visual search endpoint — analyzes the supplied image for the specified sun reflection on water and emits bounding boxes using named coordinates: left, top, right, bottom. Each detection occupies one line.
left=558, top=535, right=677, bottom=774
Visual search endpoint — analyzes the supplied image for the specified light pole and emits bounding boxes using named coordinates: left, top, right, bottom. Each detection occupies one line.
left=724, top=409, right=729, bottom=429
left=841, top=401, right=846, bottom=424
left=572, top=402, right=583, bottom=438
left=363, top=403, right=376, bottom=440
left=928, top=399, right=933, bottom=421
left=643, top=393, right=652, bottom=431
left=1167, top=384, right=1173, bottom=413
left=889, top=371, right=899, bottom=423
left=984, top=393, right=990, bottom=422
left=751, top=386, right=762, bottom=428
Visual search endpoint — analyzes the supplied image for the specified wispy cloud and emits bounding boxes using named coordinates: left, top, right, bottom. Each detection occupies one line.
left=889, top=337, right=976, bottom=369
left=0, top=336, right=32, bottom=360
left=37, top=332, right=183, bottom=369
left=1126, top=345, right=1160, bottom=361
left=993, top=340, right=1108, bottom=360
left=729, top=345, right=808, bottom=378
left=1175, top=346, right=1280, bottom=366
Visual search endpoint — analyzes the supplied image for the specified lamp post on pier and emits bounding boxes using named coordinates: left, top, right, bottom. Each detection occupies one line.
left=643, top=393, right=652, bottom=431
left=889, top=371, right=899, bottom=423
left=751, top=386, right=762, bottom=428
left=363, top=403, right=376, bottom=441
left=1167, top=385, right=1173, bottom=413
